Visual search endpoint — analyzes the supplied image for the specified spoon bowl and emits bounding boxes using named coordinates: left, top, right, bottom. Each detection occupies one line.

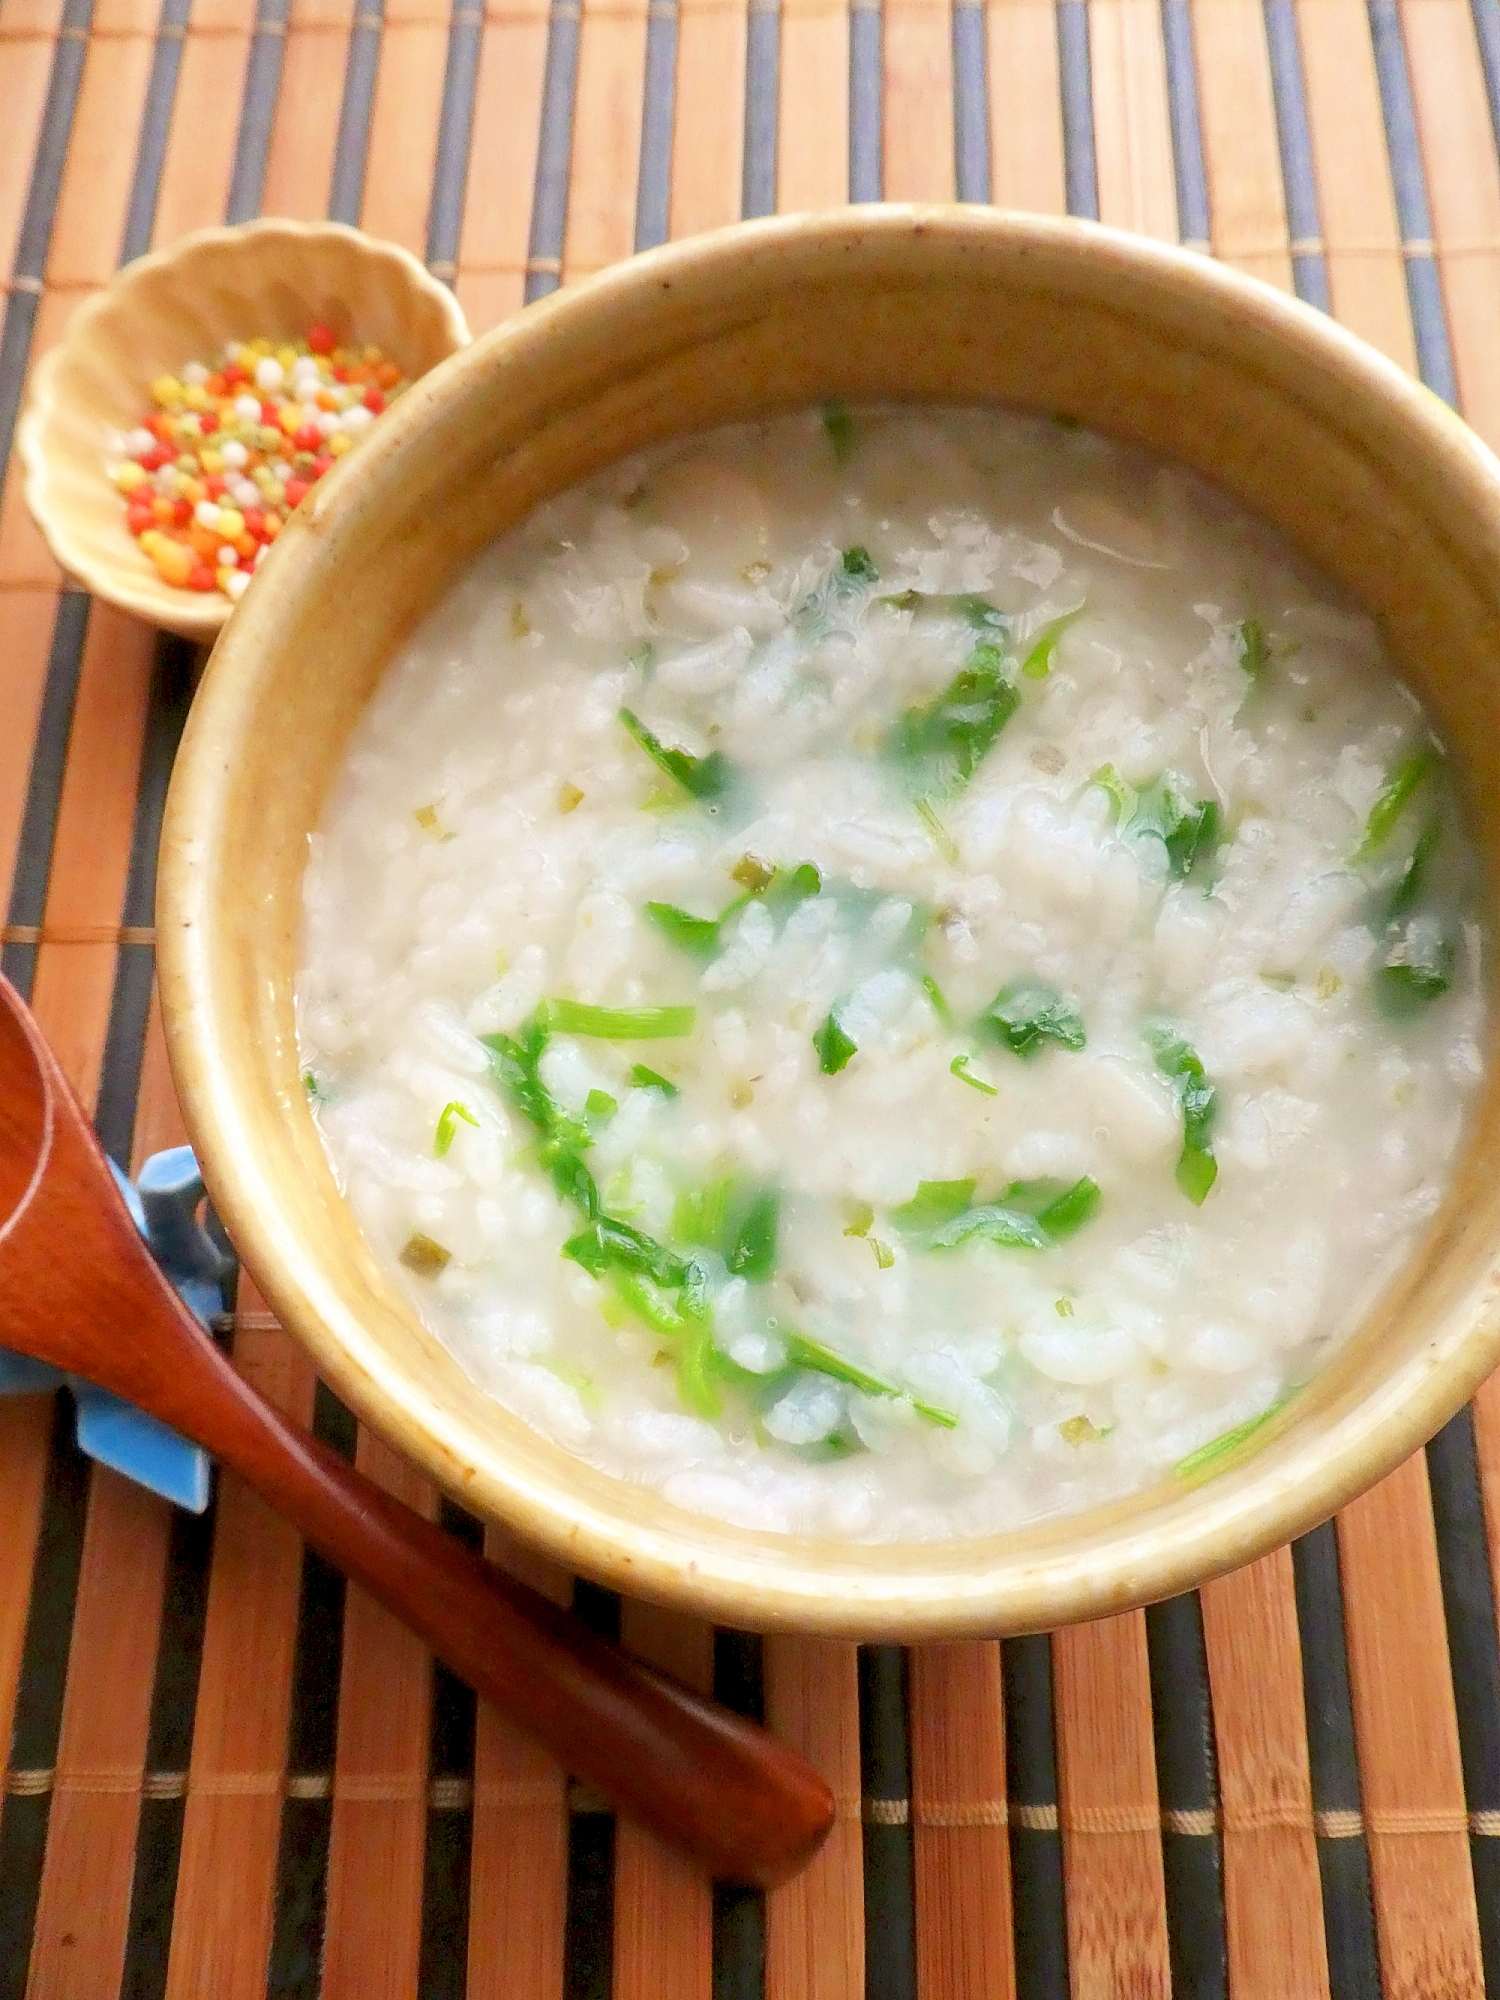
left=0, top=974, right=834, bottom=1887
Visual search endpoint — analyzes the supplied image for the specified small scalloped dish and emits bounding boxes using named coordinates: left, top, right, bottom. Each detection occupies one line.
left=18, top=219, right=470, bottom=640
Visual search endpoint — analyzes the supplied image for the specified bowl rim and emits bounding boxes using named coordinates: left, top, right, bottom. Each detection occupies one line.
left=158, top=204, right=1500, bottom=1636
left=17, top=216, right=471, bottom=640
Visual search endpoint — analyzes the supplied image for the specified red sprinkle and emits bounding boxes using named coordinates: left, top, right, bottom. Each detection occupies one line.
left=362, top=387, right=386, bottom=414
left=293, top=424, right=322, bottom=453
left=307, top=323, right=336, bottom=355
left=284, top=478, right=310, bottom=509
left=187, top=564, right=217, bottom=592
left=199, top=410, right=218, bottom=434
left=221, top=363, right=247, bottom=388
left=311, top=455, right=333, bottom=480
left=126, top=503, right=153, bottom=535
left=204, top=474, right=227, bottom=498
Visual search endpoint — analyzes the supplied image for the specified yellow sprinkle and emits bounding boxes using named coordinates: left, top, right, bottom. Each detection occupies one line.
left=276, top=344, right=298, bottom=371
left=199, top=448, right=224, bottom=474
left=279, top=404, right=303, bottom=436
left=247, top=337, right=273, bottom=358
left=183, top=384, right=211, bottom=411
left=328, top=432, right=352, bottom=457
left=110, top=461, right=146, bottom=490
left=151, top=374, right=184, bottom=408
left=216, top=508, right=245, bottom=539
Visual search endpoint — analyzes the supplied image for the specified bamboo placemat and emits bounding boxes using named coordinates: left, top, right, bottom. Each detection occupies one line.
left=4, top=0, right=1500, bottom=1992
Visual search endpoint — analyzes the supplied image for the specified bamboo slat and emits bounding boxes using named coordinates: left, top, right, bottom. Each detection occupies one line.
left=560, top=0, right=648, bottom=280
left=0, top=595, right=67, bottom=897
left=884, top=0, right=956, bottom=202
left=1052, top=1612, right=1171, bottom=1999
left=1294, top=0, right=1416, bottom=369
left=260, top=0, right=358, bottom=221
left=162, top=1292, right=317, bottom=2000
left=1398, top=4, right=1500, bottom=445
left=763, top=1637, right=864, bottom=2000
left=1190, top=0, right=1293, bottom=287
left=778, top=0, right=849, bottom=210
left=151, top=0, right=259, bottom=247
left=985, top=0, right=1066, bottom=213
left=0, top=1398, right=53, bottom=1795
left=360, top=8, right=451, bottom=260
left=1088, top=0, right=1177, bottom=238
left=466, top=1528, right=570, bottom=2000
left=612, top=1605, right=715, bottom=2000
left=670, top=0, right=749, bottom=238
left=320, top=1433, right=436, bottom=2000
left=452, top=0, right=551, bottom=327
left=0, top=25, right=67, bottom=276
left=1337, top=1458, right=1485, bottom=1997
left=1200, top=1549, right=1330, bottom=2000
left=43, top=0, right=158, bottom=292
left=908, top=1642, right=1014, bottom=2000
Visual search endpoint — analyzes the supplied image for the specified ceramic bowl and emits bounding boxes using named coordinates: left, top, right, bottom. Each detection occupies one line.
left=17, top=219, right=470, bottom=640
left=157, top=208, right=1500, bottom=1638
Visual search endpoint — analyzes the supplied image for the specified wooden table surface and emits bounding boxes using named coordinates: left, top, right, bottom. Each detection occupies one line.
left=5, top=0, right=1500, bottom=1993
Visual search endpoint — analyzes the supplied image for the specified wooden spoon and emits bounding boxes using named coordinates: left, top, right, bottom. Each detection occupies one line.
left=0, top=974, right=833, bottom=1887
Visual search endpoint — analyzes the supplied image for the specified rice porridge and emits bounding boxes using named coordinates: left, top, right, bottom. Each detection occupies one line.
left=296, top=406, right=1487, bottom=1541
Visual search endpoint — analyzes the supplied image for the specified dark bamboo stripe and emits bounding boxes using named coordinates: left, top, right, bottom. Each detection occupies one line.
left=951, top=2, right=989, bottom=203
left=523, top=0, right=581, bottom=301
left=1291, top=1524, right=1382, bottom=2000
left=1159, top=0, right=1208, bottom=246
left=742, top=0, right=777, bottom=221
left=634, top=0, right=677, bottom=252
left=225, top=0, right=292, bottom=223
left=1261, top=0, right=1330, bottom=309
left=1425, top=1409, right=1500, bottom=1991
left=426, top=0, right=484, bottom=273
left=119, top=0, right=193, bottom=264
left=1055, top=0, right=1096, bottom=222
left=1003, top=1634, right=1068, bottom=2000
left=1367, top=0, right=1458, bottom=402
left=860, top=1646, right=915, bottom=2000
left=713, top=1629, right=765, bottom=1994
left=326, top=0, right=383, bottom=226
left=0, top=590, right=90, bottom=1001
left=1145, top=1595, right=1227, bottom=2000
left=849, top=0, right=881, bottom=202
left=564, top=1813, right=613, bottom=2000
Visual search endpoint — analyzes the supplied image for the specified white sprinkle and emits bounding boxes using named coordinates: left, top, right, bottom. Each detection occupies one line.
left=254, top=357, right=284, bottom=391
left=220, top=439, right=249, bottom=468
left=126, top=426, right=156, bottom=458
left=194, top=500, right=220, bottom=529
left=182, top=361, right=210, bottom=386
left=341, top=404, right=374, bottom=432
left=223, top=570, right=251, bottom=601
left=271, top=460, right=294, bottom=482
left=233, top=394, right=261, bottom=423
left=217, top=546, right=239, bottom=569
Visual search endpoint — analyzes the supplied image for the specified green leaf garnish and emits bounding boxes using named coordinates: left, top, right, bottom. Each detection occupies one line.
left=949, top=1053, right=998, bottom=1095
left=434, top=1100, right=479, bottom=1157
left=585, top=1089, right=617, bottom=1122
left=782, top=1330, right=957, bottom=1428
left=1375, top=913, right=1455, bottom=1016
left=1235, top=618, right=1269, bottom=680
left=674, top=1177, right=780, bottom=1283
left=645, top=901, right=725, bottom=956
left=1162, top=797, right=1219, bottom=878
left=542, top=1000, right=695, bottom=1040
left=1147, top=1025, right=1219, bottom=1205
left=891, top=642, right=1019, bottom=796
left=843, top=1201, right=875, bottom=1238
left=982, top=981, right=1087, bottom=1058
left=891, top=1179, right=977, bottom=1230
left=399, top=1231, right=451, bottom=1277
left=1174, top=1395, right=1290, bottom=1480
left=302, top=1069, right=327, bottom=1104
left=630, top=1063, right=678, bottom=1096
left=814, top=1010, right=858, bottom=1074
left=1094, top=767, right=1220, bottom=878
left=915, top=797, right=959, bottom=863
left=619, top=707, right=732, bottom=801
left=563, top=1215, right=688, bottom=1289
left=920, top=973, right=954, bottom=1026
left=1356, top=746, right=1437, bottom=861
left=924, top=1204, right=1050, bottom=1252
left=877, top=590, right=1008, bottom=635
left=841, top=544, right=878, bottom=584
left=823, top=400, right=854, bottom=462
left=869, top=1238, right=896, bottom=1269
left=1019, top=604, right=1085, bottom=680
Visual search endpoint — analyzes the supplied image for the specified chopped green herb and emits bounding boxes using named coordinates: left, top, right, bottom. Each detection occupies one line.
left=628, top=640, right=655, bottom=675
left=399, top=1231, right=451, bottom=1277
left=1060, top=1415, right=1103, bottom=1446
left=1235, top=617, right=1269, bottom=680
left=1094, top=767, right=1220, bottom=878
left=1357, top=746, right=1437, bottom=861
left=841, top=545, right=879, bottom=584
left=1174, top=1396, right=1290, bottom=1480
left=1375, top=912, right=1456, bottom=1016
left=563, top=1214, right=688, bottom=1289
left=1019, top=604, right=1085, bottom=680
left=301, top=1069, right=326, bottom=1104
left=542, top=1000, right=695, bottom=1040
left=924, top=1204, right=1050, bottom=1252
left=877, top=590, right=1008, bottom=635
left=1147, top=1025, right=1219, bottom=1205
left=920, top=973, right=954, bottom=1027
left=645, top=901, right=724, bottom=956
left=915, top=797, right=959, bottom=863
left=629, top=1064, right=678, bottom=1097
left=584, top=1088, right=618, bottom=1122
left=891, top=1179, right=977, bottom=1231
left=869, top=1237, right=896, bottom=1270
left=822, top=400, right=854, bottom=462
left=772, top=861, right=823, bottom=903
left=949, top=1053, right=999, bottom=1096
left=842, top=1201, right=875, bottom=1238
left=982, top=981, right=1087, bottom=1058
left=1091, top=763, right=1137, bottom=821
left=619, top=707, right=732, bottom=801
left=1055, top=1298, right=1075, bottom=1317
left=434, top=1100, right=479, bottom=1157
left=672, top=1178, right=780, bottom=1283
left=782, top=1330, right=957, bottom=1427
left=891, top=642, right=1020, bottom=796
left=1162, top=797, right=1220, bottom=878
left=1384, top=815, right=1441, bottom=926
left=814, top=1010, right=858, bottom=1075
left=1034, top=1176, right=1102, bottom=1240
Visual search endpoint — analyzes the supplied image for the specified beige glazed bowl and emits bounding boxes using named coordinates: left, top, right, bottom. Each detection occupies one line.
left=18, top=219, right=470, bottom=640
left=158, top=207, right=1500, bottom=1639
